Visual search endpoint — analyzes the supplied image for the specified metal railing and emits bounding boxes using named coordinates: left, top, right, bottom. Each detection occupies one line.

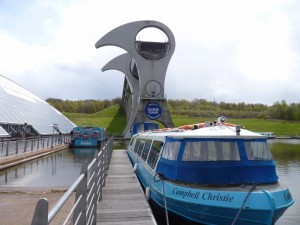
left=0, top=134, right=71, bottom=158
left=31, top=137, right=114, bottom=225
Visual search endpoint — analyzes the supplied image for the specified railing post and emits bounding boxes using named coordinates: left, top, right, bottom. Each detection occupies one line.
left=105, top=137, right=113, bottom=174
left=24, top=139, right=27, bottom=152
left=31, top=198, right=49, bottom=225
left=97, top=151, right=102, bottom=202
left=51, top=134, right=53, bottom=148
left=88, top=152, right=99, bottom=225
left=73, top=161, right=88, bottom=225
left=6, top=140, right=9, bottom=156
left=103, top=142, right=109, bottom=178
left=37, top=137, right=40, bottom=149
left=97, top=146, right=105, bottom=202
left=16, top=140, right=19, bottom=154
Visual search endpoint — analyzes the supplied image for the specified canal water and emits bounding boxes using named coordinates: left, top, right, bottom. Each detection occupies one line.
left=0, top=140, right=299, bottom=224
left=270, top=139, right=300, bottom=225
left=0, top=148, right=97, bottom=188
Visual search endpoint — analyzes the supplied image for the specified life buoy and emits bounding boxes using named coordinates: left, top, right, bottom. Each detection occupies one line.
left=73, top=131, right=80, bottom=138
left=92, top=131, right=99, bottom=139
left=83, top=132, right=89, bottom=140
left=153, top=128, right=172, bottom=132
left=178, top=123, right=206, bottom=130
left=178, top=125, right=193, bottom=130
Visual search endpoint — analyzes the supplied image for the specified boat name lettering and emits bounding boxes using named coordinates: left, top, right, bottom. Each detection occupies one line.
left=81, top=142, right=92, bottom=145
left=172, top=188, right=200, bottom=199
left=202, top=192, right=234, bottom=202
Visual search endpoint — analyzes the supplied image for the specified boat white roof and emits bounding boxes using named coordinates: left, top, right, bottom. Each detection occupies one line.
left=138, top=124, right=266, bottom=140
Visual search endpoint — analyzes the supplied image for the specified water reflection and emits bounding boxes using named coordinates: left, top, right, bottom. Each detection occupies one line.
left=0, top=140, right=299, bottom=224
left=269, top=139, right=300, bottom=225
left=71, top=147, right=98, bottom=162
left=0, top=148, right=98, bottom=188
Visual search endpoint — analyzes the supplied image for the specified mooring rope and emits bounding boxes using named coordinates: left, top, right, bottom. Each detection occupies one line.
left=231, top=185, right=256, bottom=225
left=161, top=176, right=170, bottom=225
left=154, top=173, right=170, bottom=225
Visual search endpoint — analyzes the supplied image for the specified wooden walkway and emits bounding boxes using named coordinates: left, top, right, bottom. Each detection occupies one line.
left=96, top=150, right=157, bottom=225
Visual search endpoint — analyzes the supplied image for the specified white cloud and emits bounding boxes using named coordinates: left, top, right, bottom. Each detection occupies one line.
left=0, top=0, right=299, bottom=105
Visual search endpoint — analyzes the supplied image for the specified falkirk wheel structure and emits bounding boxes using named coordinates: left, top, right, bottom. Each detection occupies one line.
left=95, top=20, right=175, bottom=137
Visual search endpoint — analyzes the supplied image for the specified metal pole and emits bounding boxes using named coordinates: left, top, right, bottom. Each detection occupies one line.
left=6, top=140, right=9, bottom=156
left=24, top=139, right=27, bottom=152
left=31, top=139, right=34, bottom=151
left=51, top=129, right=54, bottom=148
left=16, top=140, right=19, bottom=154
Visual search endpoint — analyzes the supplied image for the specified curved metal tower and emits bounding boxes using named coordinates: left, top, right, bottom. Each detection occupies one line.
left=95, top=20, right=175, bottom=137
left=101, top=53, right=139, bottom=137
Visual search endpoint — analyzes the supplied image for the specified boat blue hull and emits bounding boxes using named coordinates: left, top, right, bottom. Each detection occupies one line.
left=128, top=150, right=294, bottom=225
left=70, top=126, right=107, bottom=147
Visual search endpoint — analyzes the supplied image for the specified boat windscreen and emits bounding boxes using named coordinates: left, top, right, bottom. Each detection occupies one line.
left=182, top=140, right=240, bottom=161
left=244, top=140, right=273, bottom=160
left=156, top=138, right=278, bottom=184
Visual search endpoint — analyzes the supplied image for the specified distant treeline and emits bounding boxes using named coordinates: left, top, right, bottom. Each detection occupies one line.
left=46, top=98, right=123, bottom=114
left=46, top=98, right=300, bottom=121
left=167, top=99, right=300, bottom=121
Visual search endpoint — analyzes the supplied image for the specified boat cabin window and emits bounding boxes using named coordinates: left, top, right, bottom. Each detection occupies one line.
left=182, top=141, right=240, bottom=161
left=161, top=141, right=181, bottom=160
left=134, top=138, right=146, bottom=156
left=133, top=138, right=142, bottom=153
left=141, top=139, right=152, bottom=161
left=129, top=138, right=135, bottom=147
left=147, top=140, right=164, bottom=169
left=137, top=139, right=146, bottom=156
left=244, top=141, right=273, bottom=160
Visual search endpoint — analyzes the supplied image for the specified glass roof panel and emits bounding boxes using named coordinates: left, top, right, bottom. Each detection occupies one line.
left=0, top=75, right=76, bottom=135
left=0, top=126, right=10, bottom=137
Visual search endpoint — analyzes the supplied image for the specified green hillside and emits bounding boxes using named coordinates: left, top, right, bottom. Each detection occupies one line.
left=173, top=116, right=300, bottom=137
left=63, top=105, right=126, bottom=135
left=63, top=105, right=300, bottom=137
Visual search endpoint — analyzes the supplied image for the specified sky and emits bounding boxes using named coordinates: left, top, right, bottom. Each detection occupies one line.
left=0, top=0, right=299, bottom=105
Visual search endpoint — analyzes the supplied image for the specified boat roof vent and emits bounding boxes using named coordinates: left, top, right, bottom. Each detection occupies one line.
left=235, top=125, right=242, bottom=135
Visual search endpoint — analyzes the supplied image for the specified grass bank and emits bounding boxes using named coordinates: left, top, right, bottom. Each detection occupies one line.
left=63, top=105, right=300, bottom=137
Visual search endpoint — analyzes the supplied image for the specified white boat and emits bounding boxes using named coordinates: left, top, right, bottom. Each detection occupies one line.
left=127, top=117, right=294, bottom=225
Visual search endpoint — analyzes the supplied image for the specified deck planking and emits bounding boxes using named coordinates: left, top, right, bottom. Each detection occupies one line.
left=96, top=150, right=157, bottom=225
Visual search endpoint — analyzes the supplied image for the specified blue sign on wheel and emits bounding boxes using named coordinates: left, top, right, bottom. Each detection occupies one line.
left=145, top=102, right=162, bottom=119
